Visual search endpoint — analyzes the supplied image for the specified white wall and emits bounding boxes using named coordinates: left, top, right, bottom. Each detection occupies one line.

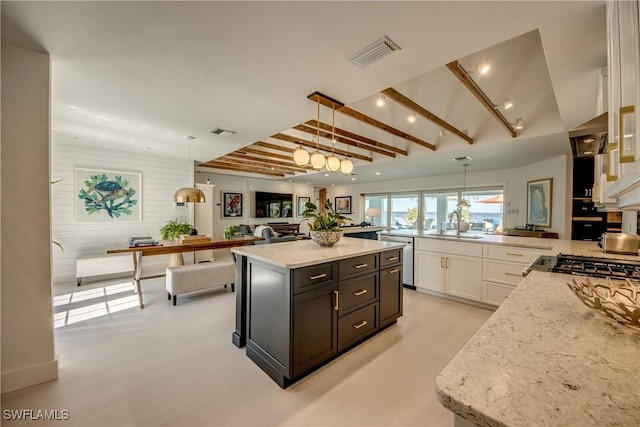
left=194, top=171, right=314, bottom=236
left=51, top=142, right=193, bottom=285
left=1, top=42, right=58, bottom=393
left=325, top=155, right=570, bottom=238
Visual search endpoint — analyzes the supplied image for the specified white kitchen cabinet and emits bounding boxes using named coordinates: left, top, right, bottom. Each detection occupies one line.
left=414, top=238, right=482, bottom=301
left=415, top=250, right=445, bottom=292
left=481, top=281, right=516, bottom=307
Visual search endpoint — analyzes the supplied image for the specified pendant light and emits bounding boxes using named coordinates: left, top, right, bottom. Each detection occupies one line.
left=340, top=154, right=353, bottom=175
left=293, top=143, right=310, bottom=166
left=174, top=136, right=206, bottom=203
left=457, top=163, right=470, bottom=209
left=309, top=97, right=326, bottom=170
left=325, top=104, right=341, bottom=172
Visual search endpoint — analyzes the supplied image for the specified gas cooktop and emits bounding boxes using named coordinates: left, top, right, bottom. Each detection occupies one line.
left=524, top=253, right=640, bottom=282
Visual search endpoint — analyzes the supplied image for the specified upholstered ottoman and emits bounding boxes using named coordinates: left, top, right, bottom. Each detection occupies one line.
left=166, top=260, right=235, bottom=305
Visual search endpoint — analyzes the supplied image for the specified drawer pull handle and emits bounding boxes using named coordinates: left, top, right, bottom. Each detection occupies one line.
left=441, top=257, right=444, bottom=268
left=353, top=289, right=368, bottom=296
left=309, top=273, right=327, bottom=280
left=353, top=320, right=368, bottom=329
left=388, top=268, right=399, bottom=274
left=354, top=263, right=368, bottom=269
left=505, top=272, right=522, bottom=277
left=445, top=258, right=450, bottom=268
left=506, top=253, right=524, bottom=257
left=334, top=290, right=339, bottom=311
left=386, top=256, right=398, bottom=261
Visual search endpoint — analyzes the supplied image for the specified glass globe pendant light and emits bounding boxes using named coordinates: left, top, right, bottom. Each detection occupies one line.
left=293, top=143, right=310, bottom=166
left=457, top=163, right=471, bottom=209
left=325, top=105, right=341, bottom=172
left=309, top=97, right=326, bottom=170
left=340, top=156, right=353, bottom=175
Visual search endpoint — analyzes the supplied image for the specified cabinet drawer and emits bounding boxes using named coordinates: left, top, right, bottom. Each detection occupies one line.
left=339, top=253, right=378, bottom=280
left=293, top=262, right=337, bottom=294
left=482, top=259, right=526, bottom=286
left=482, top=281, right=516, bottom=306
left=380, top=248, right=402, bottom=268
left=339, top=273, right=378, bottom=315
left=416, top=238, right=482, bottom=257
left=338, top=303, right=378, bottom=352
left=482, top=244, right=548, bottom=263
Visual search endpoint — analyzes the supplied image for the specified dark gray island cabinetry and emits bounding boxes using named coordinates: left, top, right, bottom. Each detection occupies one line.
left=231, top=239, right=404, bottom=388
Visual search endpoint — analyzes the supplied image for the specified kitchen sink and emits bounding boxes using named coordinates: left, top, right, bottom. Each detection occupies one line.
left=433, top=234, right=484, bottom=240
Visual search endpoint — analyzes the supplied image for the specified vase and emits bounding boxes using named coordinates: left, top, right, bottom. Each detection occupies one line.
left=310, top=230, right=343, bottom=247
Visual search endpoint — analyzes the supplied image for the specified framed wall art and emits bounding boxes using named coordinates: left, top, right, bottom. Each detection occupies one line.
left=526, top=178, right=552, bottom=228
left=222, top=191, right=243, bottom=218
left=297, top=196, right=310, bottom=216
left=75, top=168, right=141, bottom=223
left=334, top=196, right=352, bottom=214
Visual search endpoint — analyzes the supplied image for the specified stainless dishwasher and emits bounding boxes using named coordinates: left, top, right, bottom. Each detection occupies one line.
left=379, top=234, right=414, bottom=287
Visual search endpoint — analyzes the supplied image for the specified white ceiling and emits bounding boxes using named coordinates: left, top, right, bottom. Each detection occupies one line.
left=2, top=1, right=607, bottom=185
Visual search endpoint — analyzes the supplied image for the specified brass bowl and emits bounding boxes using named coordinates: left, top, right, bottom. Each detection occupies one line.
left=567, top=277, right=640, bottom=329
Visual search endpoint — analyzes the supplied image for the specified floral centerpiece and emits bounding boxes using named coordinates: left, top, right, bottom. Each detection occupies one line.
left=302, top=200, right=350, bottom=247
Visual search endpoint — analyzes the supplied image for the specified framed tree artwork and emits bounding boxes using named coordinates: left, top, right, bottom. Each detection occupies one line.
left=75, top=168, right=141, bottom=222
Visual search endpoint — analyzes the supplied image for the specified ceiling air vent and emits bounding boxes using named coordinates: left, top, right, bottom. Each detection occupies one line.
left=454, top=156, right=472, bottom=162
left=210, top=127, right=236, bottom=137
left=347, top=36, right=401, bottom=69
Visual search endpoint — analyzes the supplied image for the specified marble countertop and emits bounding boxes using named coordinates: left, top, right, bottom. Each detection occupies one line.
left=231, top=238, right=404, bottom=269
left=381, top=229, right=640, bottom=260
left=435, top=270, right=640, bottom=427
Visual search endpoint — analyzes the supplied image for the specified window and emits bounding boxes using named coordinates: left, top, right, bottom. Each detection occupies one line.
left=367, top=186, right=504, bottom=233
left=391, top=194, right=419, bottom=229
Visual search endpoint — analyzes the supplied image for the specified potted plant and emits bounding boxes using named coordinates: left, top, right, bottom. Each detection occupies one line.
left=302, top=200, right=350, bottom=247
left=160, top=218, right=193, bottom=241
left=224, top=226, right=236, bottom=240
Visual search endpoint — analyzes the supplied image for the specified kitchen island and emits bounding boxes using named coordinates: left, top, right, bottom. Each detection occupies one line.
left=231, top=238, right=405, bottom=387
left=435, top=269, right=640, bottom=427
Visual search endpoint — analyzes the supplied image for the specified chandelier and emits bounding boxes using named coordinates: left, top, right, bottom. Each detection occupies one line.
left=293, top=97, right=353, bottom=175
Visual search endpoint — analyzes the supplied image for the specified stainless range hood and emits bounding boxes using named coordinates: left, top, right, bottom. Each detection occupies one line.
left=569, top=112, right=608, bottom=157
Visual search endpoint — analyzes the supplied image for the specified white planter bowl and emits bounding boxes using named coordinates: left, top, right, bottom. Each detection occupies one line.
left=310, top=230, right=344, bottom=247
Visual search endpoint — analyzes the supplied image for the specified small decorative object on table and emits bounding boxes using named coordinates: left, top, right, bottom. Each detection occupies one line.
left=224, top=226, right=236, bottom=240
left=302, top=199, right=350, bottom=247
left=567, top=277, right=640, bottom=329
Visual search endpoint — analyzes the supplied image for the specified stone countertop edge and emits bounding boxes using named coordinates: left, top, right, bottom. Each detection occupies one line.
left=231, top=238, right=405, bottom=269
left=434, top=270, right=640, bottom=427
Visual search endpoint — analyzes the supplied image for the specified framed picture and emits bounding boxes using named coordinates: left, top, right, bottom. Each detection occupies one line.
left=297, top=196, right=310, bottom=216
left=335, top=196, right=352, bottom=214
left=75, top=168, right=141, bottom=222
left=526, top=178, right=552, bottom=228
left=222, top=191, right=243, bottom=218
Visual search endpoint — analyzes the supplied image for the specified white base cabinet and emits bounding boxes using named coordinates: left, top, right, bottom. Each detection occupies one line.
left=414, top=239, right=483, bottom=302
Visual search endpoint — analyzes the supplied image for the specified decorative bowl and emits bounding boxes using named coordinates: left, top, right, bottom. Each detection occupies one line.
left=310, top=230, right=343, bottom=247
left=566, top=277, right=640, bottom=329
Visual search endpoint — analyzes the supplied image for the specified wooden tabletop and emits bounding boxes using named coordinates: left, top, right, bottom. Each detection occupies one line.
left=105, top=235, right=263, bottom=256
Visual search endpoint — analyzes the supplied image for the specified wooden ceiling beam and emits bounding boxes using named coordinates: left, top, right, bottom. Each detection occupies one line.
left=293, top=124, right=396, bottom=158
left=216, top=159, right=297, bottom=176
left=200, top=162, right=285, bottom=177
left=238, top=147, right=303, bottom=163
left=253, top=141, right=294, bottom=153
left=271, top=133, right=373, bottom=162
left=306, top=120, right=408, bottom=156
left=446, top=60, right=516, bottom=138
left=225, top=152, right=309, bottom=173
left=308, top=91, right=436, bottom=151
left=381, top=87, right=474, bottom=145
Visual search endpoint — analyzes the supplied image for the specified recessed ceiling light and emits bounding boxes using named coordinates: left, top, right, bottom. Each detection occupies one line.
left=331, top=183, right=335, bottom=186
left=144, top=146, right=152, bottom=150
left=514, top=118, right=524, bottom=130
left=477, top=63, right=490, bottom=74
left=351, top=177, right=356, bottom=181
left=288, top=180, right=292, bottom=182
left=375, top=172, right=381, bottom=176
left=376, top=96, right=385, bottom=107
left=324, top=173, right=329, bottom=177
left=408, top=113, right=416, bottom=123
left=503, top=99, right=513, bottom=109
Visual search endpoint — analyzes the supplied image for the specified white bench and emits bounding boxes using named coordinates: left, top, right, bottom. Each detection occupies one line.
left=166, top=260, right=235, bottom=306
left=76, top=254, right=134, bottom=286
